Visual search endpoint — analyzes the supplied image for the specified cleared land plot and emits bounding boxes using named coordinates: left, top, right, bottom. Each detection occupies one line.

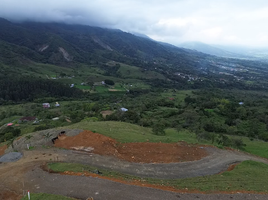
left=66, top=121, right=268, bottom=158
left=54, top=130, right=207, bottom=163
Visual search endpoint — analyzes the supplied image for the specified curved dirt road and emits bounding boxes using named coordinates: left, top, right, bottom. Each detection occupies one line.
left=1, top=147, right=268, bottom=199
left=63, top=146, right=268, bottom=179
left=24, top=166, right=268, bottom=200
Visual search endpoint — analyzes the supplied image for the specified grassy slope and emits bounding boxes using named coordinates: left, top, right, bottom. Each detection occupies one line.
left=66, top=121, right=200, bottom=143
left=66, top=121, right=268, bottom=158
left=48, top=160, right=268, bottom=193
left=166, top=160, right=268, bottom=192
left=239, top=137, right=268, bottom=159
left=118, top=63, right=165, bottom=79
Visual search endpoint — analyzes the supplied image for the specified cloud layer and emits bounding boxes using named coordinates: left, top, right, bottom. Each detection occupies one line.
left=1, top=0, right=268, bottom=47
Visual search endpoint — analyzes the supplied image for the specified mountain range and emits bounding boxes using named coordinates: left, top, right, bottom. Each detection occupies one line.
left=178, top=41, right=248, bottom=59
left=178, top=41, right=268, bottom=60
left=1, top=17, right=268, bottom=95
left=0, top=18, right=207, bottom=67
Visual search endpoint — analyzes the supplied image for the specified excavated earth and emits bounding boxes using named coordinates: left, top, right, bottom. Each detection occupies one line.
left=0, top=145, right=7, bottom=156
left=54, top=130, right=208, bottom=163
left=1, top=129, right=268, bottom=200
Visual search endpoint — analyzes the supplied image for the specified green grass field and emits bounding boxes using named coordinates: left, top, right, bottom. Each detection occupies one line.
left=115, top=63, right=165, bottom=80
left=95, top=85, right=108, bottom=93
left=167, top=160, right=268, bottom=192
left=48, top=160, right=268, bottom=193
left=66, top=121, right=200, bottom=143
left=75, top=85, right=92, bottom=90
left=20, top=193, right=77, bottom=200
left=237, top=136, right=268, bottom=159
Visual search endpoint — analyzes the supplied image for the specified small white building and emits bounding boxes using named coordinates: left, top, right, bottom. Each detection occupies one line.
left=120, top=108, right=128, bottom=112
left=55, top=102, right=60, bottom=107
left=70, top=84, right=74, bottom=88
left=52, top=117, right=60, bottom=121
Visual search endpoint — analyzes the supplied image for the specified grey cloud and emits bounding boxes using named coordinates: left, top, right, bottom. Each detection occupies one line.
left=0, top=0, right=268, bottom=47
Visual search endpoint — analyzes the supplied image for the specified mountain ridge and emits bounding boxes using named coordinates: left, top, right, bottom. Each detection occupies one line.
left=1, top=18, right=268, bottom=94
left=178, top=41, right=250, bottom=59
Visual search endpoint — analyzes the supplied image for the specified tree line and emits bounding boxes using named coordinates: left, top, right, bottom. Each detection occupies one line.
left=0, top=76, right=84, bottom=104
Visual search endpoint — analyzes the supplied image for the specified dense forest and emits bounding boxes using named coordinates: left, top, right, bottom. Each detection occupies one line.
left=0, top=77, right=84, bottom=104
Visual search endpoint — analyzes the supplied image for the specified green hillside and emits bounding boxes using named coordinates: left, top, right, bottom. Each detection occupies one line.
left=2, top=18, right=268, bottom=155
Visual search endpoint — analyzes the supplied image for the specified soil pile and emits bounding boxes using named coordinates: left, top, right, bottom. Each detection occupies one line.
left=55, top=130, right=118, bottom=156
left=54, top=130, right=208, bottom=163
left=0, top=145, right=7, bottom=156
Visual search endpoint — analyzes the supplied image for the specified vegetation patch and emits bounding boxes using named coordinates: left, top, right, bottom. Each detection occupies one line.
left=66, top=121, right=199, bottom=143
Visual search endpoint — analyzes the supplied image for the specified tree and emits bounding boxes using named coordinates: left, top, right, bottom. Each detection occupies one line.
left=13, top=129, right=21, bottom=137
left=217, top=134, right=232, bottom=147
left=4, top=132, right=14, bottom=141
left=104, top=79, right=115, bottom=86
left=152, top=123, right=166, bottom=136
left=232, top=138, right=246, bottom=150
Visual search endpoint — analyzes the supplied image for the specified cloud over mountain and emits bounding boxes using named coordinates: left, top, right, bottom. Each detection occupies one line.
left=1, top=0, right=268, bottom=47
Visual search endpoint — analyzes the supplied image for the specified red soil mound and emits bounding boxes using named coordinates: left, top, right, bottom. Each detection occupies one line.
left=0, top=145, right=7, bottom=156
left=55, top=131, right=118, bottom=156
left=54, top=130, right=208, bottom=163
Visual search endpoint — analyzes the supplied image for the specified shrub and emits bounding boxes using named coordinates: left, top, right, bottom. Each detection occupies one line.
left=104, top=79, right=115, bottom=85
left=4, top=132, right=14, bottom=140
left=152, top=123, right=166, bottom=136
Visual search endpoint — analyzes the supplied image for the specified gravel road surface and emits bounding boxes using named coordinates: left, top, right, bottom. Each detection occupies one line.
left=25, top=166, right=268, bottom=200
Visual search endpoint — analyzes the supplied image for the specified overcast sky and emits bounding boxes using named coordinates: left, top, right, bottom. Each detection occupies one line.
left=1, top=0, right=268, bottom=47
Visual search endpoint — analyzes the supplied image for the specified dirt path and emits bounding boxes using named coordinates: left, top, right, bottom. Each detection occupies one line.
left=24, top=166, right=268, bottom=200
left=53, top=147, right=268, bottom=179
left=1, top=147, right=268, bottom=199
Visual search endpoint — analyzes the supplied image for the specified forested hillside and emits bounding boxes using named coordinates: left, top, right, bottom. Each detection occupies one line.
left=2, top=18, right=268, bottom=146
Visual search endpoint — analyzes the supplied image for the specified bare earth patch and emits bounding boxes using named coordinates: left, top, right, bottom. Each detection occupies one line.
left=0, top=190, right=21, bottom=200
left=0, top=145, right=7, bottom=156
left=108, top=89, right=121, bottom=91
left=100, top=110, right=114, bottom=118
left=54, top=130, right=208, bottom=163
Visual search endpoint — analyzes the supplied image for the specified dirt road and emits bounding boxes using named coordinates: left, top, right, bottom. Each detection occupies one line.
left=1, top=147, right=268, bottom=199
left=24, top=166, right=268, bottom=200
left=59, top=147, right=268, bottom=179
